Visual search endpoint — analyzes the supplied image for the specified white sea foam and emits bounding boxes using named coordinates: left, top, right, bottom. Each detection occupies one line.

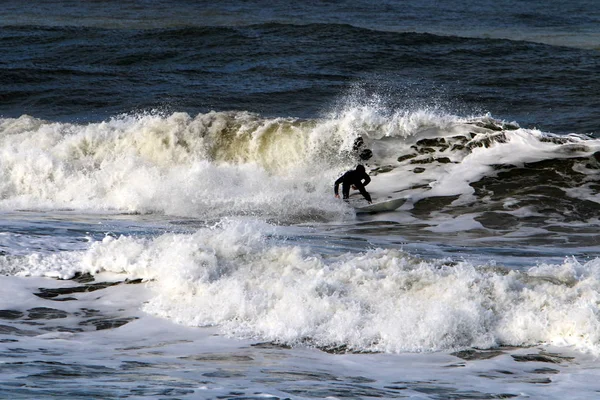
left=10, top=219, right=600, bottom=354
left=0, top=113, right=352, bottom=219
left=424, top=213, right=485, bottom=232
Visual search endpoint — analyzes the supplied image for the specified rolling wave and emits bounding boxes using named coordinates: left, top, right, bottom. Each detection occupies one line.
left=8, top=218, right=600, bottom=354
left=1, top=110, right=599, bottom=223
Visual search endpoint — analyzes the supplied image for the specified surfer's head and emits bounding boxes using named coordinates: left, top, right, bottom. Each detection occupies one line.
left=356, top=164, right=366, bottom=173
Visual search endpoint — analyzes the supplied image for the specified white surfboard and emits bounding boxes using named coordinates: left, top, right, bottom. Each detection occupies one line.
left=354, top=198, right=405, bottom=213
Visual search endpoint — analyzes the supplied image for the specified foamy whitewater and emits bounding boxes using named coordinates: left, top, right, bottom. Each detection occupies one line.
left=2, top=106, right=600, bottom=398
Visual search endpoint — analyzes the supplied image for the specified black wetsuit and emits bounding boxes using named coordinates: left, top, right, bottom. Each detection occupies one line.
left=334, top=169, right=372, bottom=202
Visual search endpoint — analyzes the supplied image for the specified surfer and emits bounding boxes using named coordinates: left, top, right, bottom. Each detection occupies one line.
left=334, top=165, right=372, bottom=204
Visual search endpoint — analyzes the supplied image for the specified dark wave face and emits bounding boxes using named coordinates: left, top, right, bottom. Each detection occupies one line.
left=0, top=6, right=598, bottom=134
left=382, top=125, right=600, bottom=246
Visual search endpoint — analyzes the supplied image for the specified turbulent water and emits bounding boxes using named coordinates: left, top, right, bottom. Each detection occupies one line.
left=1, top=1, right=600, bottom=399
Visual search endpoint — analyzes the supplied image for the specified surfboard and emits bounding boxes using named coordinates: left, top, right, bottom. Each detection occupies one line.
left=353, top=197, right=405, bottom=213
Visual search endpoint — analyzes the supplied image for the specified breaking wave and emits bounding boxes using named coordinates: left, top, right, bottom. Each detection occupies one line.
left=8, top=219, right=600, bottom=354
left=1, top=107, right=599, bottom=223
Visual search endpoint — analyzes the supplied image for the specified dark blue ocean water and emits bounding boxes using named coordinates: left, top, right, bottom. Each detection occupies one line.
left=1, top=0, right=599, bottom=133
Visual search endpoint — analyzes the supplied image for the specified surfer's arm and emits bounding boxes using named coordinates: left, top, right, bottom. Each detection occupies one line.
left=353, top=181, right=372, bottom=203
left=359, top=187, right=372, bottom=203
left=362, top=174, right=371, bottom=187
left=334, top=176, right=344, bottom=197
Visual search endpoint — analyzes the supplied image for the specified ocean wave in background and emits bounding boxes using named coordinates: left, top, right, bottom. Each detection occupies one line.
left=1, top=21, right=598, bottom=133
left=2, top=0, right=599, bottom=50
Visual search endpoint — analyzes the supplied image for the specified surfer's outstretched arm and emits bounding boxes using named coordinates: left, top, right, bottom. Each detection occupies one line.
left=334, top=176, right=344, bottom=198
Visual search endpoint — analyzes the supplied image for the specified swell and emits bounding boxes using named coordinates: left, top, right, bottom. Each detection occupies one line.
left=1, top=22, right=598, bottom=133
left=4, top=22, right=595, bottom=51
